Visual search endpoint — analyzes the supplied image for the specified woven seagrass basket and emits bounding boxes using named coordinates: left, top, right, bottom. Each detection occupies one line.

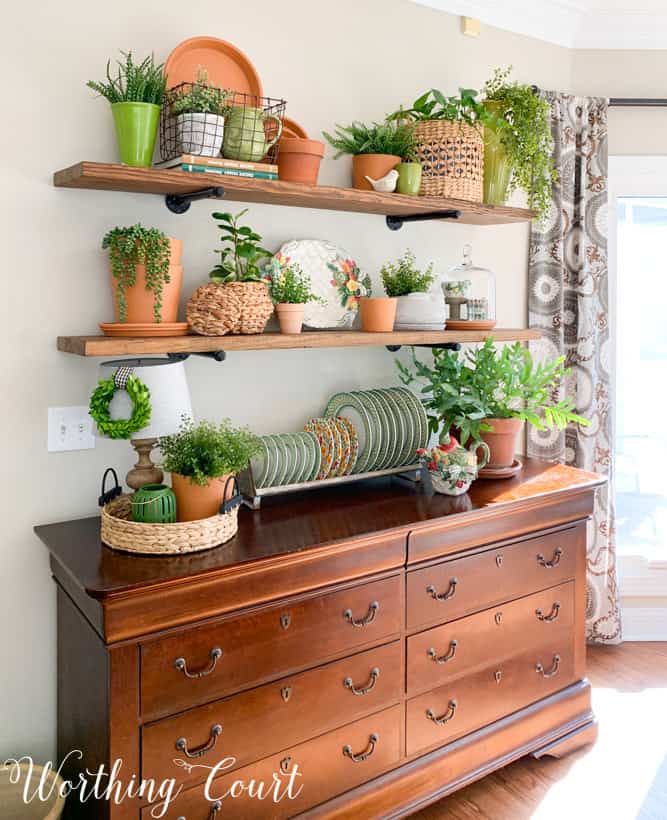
left=414, top=120, right=484, bottom=201
left=101, top=493, right=239, bottom=554
left=187, top=281, right=274, bottom=336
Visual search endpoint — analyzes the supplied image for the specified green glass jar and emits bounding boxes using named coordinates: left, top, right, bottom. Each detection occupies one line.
left=131, top=484, right=177, bottom=524
left=483, top=101, right=513, bottom=206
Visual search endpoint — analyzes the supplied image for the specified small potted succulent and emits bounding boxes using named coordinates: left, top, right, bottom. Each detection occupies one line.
left=102, top=225, right=182, bottom=325
left=263, top=255, right=323, bottom=334
left=380, top=250, right=442, bottom=330
left=87, top=51, right=166, bottom=167
left=417, top=435, right=489, bottom=495
left=323, top=120, right=416, bottom=191
left=159, top=418, right=260, bottom=522
left=398, top=339, right=590, bottom=474
left=187, top=209, right=274, bottom=336
left=170, top=68, right=232, bottom=157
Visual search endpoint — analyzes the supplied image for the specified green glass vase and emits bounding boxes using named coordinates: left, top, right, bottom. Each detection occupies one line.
left=111, top=102, right=160, bottom=167
left=131, top=483, right=177, bottom=524
left=483, top=102, right=512, bottom=206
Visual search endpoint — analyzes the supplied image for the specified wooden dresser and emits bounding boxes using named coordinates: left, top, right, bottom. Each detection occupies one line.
left=36, top=458, right=604, bottom=819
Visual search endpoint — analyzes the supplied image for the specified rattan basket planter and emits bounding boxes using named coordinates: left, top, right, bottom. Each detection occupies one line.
left=187, top=281, right=274, bottom=336
left=101, top=493, right=238, bottom=554
left=414, top=120, right=484, bottom=201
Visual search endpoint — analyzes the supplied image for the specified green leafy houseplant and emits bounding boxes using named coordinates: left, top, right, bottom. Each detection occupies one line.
left=322, top=120, right=416, bottom=159
left=389, top=88, right=487, bottom=128
left=171, top=68, right=231, bottom=116
left=209, top=209, right=272, bottom=284
left=159, top=418, right=261, bottom=486
left=102, top=225, right=171, bottom=322
left=381, top=250, right=434, bottom=298
left=483, top=67, right=557, bottom=221
left=263, top=259, right=322, bottom=305
left=397, top=339, right=590, bottom=446
left=87, top=51, right=166, bottom=104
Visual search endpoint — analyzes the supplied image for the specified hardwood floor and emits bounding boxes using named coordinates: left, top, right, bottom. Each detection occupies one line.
left=412, top=642, right=667, bottom=820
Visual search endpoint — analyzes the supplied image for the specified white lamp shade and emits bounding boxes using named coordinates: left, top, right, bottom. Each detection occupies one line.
left=97, top=359, right=194, bottom=440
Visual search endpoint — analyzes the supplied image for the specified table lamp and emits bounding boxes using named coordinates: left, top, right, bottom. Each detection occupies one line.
left=98, top=358, right=194, bottom=490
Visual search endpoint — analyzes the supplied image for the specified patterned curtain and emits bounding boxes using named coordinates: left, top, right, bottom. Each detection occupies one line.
left=528, top=93, right=621, bottom=643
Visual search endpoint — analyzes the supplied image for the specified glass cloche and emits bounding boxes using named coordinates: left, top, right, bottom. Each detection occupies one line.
left=442, top=244, right=497, bottom=329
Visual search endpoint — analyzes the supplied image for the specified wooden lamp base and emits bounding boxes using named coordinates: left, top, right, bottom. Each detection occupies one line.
left=126, top=438, right=163, bottom=490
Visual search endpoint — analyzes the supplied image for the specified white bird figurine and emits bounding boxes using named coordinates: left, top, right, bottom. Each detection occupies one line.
left=365, top=169, right=399, bottom=193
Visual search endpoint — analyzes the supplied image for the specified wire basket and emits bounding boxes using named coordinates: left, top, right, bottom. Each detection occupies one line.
left=160, top=84, right=286, bottom=164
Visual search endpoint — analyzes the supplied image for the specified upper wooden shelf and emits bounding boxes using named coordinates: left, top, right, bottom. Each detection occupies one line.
left=57, top=329, right=541, bottom=357
left=53, top=162, right=534, bottom=226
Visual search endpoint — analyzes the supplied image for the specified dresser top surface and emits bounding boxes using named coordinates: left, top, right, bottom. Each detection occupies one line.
left=35, top=458, right=603, bottom=599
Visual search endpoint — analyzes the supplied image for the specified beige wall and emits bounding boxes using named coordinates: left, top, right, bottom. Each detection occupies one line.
left=0, top=0, right=576, bottom=760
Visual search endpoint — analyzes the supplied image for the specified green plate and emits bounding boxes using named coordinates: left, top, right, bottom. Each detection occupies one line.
left=279, top=434, right=299, bottom=485
left=397, top=387, right=429, bottom=452
left=360, top=390, right=392, bottom=471
left=372, top=389, right=404, bottom=468
left=269, top=434, right=290, bottom=487
left=387, top=388, right=420, bottom=464
left=324, top=393, right=374, bottom=474
left=260, top=436, right=279, bottom=488
left=303, top=431, right=321, bottom=481
left=290, top=433, right=308, bottom=484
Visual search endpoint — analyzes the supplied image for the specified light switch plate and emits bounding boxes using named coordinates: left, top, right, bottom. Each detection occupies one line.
left=48, top=406, right=96, bottom=452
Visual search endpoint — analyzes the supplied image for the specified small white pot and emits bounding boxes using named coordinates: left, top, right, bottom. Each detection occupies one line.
left=176, top=112, right=225, bottom=157
left=394, top=292, right=446, bottom=330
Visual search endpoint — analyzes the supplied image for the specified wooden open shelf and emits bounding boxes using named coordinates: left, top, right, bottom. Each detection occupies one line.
left=53, top=162, right=534, bottom=226
left=57, top=329, right=541, bottom=357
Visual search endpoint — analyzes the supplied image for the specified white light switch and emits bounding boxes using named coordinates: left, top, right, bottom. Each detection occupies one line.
left=48, top=406, right=96, bottom=452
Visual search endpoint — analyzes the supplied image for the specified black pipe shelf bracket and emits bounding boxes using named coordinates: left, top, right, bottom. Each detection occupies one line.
left=165, top=186, right=225, bottom=214
left=385, top=210, right=462, bottom=231
left=386, top=343, right=462, bottom=353
left=167, top=351, right=227, bottom=362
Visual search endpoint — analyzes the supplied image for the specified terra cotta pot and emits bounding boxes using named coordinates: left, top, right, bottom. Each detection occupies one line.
left=278, top=138, right=325, bottom=184
left=359, top=297, right=397, bottom=332
left=171, top=472, right=234, bottom=522
left=479, top=417, right=523, bottom=469
left=352, top=154, right=400, bottom=191
left=276, top=303, right=305, bottom=334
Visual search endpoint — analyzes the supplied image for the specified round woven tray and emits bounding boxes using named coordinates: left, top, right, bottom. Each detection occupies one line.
left=101, top=494, right=239, bottom=554
left=187, top=281, right=274, bottom=336
left=414, top=120, right=484, bottom=202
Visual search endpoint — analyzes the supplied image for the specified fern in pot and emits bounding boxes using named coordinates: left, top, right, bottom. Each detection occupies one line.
left=381, top=250, right=442, bottom=330
left=170, top=68, right=232, bottom=158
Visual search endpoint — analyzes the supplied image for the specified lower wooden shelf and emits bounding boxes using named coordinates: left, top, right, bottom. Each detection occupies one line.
left=57, top=329, right=541, bottom=357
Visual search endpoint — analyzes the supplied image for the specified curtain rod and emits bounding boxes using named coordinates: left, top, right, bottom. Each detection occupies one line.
left=531, top=87, right=667, bottom=108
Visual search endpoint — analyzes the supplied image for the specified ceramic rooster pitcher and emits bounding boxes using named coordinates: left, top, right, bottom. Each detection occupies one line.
left=417, top=435, right=489, bottom=496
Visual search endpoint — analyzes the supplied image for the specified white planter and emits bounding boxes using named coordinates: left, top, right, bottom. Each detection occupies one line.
left=394, top=292, right=445, bottom=330
left=176, top=112, right=225, bottom=157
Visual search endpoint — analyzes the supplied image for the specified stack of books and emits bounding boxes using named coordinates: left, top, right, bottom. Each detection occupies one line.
left=157, top=154, right=278, bottom=180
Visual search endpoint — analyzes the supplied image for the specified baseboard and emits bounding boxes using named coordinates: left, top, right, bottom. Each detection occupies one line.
left=621, top=606, right=667, bottom=640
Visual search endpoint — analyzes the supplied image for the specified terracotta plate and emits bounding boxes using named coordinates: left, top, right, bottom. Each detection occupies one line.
left=445, top=319, right=497, bottom=331
left=478, top=457, right=523, bottom=480
left=165, top=36, right=263, bottom=103
left=282, top=116, right=308, bottom=139
left=99, top=322, right=189, bottom=337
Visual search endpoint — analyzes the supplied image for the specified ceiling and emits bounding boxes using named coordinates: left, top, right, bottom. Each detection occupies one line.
left=412, top=0, right=667, bottom=48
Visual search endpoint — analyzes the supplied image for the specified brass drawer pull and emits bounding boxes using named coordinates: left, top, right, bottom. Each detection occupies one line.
left=174, top=647, right=222, bottom=679
left=535, top=602, right=561, bottom=622
left=280, top=756, right=293, bottom=774
left=536, top=547, right=563, bottom=568
left=175, top=724, right=222, bottom=759
left=427, top=639, right=458, bottom=664
left=343, top=733, right=378, bottom=762
left=536, top=655, right=561, bottom=678
left=426, top=699, right=457, bottom=725
left=177, top=804, right=220, bottom=820
left=344, top=667, right=380, bottom=695
left=343, top=601, right=379, bottom=627
left=426, top=578, right=458, bottom=601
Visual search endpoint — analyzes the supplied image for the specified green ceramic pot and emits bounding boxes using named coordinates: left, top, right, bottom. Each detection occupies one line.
left=483, top=102, right=512, bottom=205
left=131, top=483, right=177, bottom=524
left=396, top=162, right=422, bottom=196
left=222, top=106, right=283, bottom=162
left=111, top=102, right=160, bottom=167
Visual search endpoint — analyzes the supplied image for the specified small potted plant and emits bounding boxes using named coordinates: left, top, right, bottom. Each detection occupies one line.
left=380, top=250, right=443, bottom=330
left=102, top=225, right=182, bottom=326
left=398, top=339, right=590, bottom=474
left=323, top=120, right=415, bottom=191
left=187, top=209, right=274, bottom=336
left=159, top=417, right=260, bottom=522
left=263, top=255, right=323, bottom=334
left=358, top=282, right=397, bottom=333
left=170, top=68, right=231, bottom=157
left=87, top=51, right=166, bottom=167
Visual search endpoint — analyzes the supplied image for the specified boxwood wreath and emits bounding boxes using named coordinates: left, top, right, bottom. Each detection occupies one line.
left=89, top=373, right=151, bottom=439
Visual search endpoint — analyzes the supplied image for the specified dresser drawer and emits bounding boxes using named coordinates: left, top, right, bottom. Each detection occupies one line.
left=141, top=704, right=402, bottom=819
left=407, top=525, right=581, bottom=631
left=406, top=641, right=576, bottom=757
left=141, top=575, right=402, bottom=719
left=407, top=582, right=573, bottom=695
left=143, top=641, right=402, bottom=788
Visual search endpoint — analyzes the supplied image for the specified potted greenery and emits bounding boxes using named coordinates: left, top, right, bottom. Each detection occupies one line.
left=380, top=250, right=442, bottom=330
left=87, top=52, right=166, bottom=167
left=187, top=209, right=274, bottom=336
left=263, top=256, right=323, bottom=334
left=102, top=225, right=181, bottom=326
left=170, top=68, right=231, bottom=157
left=389, top=89, right=485, bottom=201
left=398, top=339, right=590, bottom=473
left=323, top=120, right=415, bottom=191
left=159, top=418, right=260, bottom=522
left=482, top=68, right=556, bottom=220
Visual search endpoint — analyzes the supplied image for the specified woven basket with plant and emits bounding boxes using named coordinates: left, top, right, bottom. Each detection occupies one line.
left=187, top=209, right=274, bottom=336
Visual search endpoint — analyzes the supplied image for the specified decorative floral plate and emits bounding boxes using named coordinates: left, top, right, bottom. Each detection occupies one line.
left=333, top=418, right=352, bottom=476
left=338, top=417, right=359, bottom=475
left=304, top=418, right=336, bottom=480
left=275, top=240, right=372, bottom=329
